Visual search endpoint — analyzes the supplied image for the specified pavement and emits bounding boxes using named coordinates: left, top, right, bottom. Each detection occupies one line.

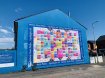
left=0, top=56, right=105, bottom=78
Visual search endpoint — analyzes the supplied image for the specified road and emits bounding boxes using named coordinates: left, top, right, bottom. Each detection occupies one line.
left=0, top=63, right=105, bottom=78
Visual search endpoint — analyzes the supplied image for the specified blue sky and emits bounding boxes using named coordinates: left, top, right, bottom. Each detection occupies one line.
left=0, top=0, right=105, bottom=49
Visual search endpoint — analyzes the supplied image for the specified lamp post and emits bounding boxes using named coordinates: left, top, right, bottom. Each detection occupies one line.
left=92, top=21, right=99, bottom=63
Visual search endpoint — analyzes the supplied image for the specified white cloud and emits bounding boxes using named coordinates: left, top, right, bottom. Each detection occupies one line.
left=0, top=25, right=13, bottom=38
left=0, top=38, right=14, bottom=49
left=6, top=26, right=14, bottom=32
left=12, top=28, right=14, bottom=32
left=15, top=8, right=23, bottom=13
left=0, top=38, right=14, bottom=43
left=0, top=42, right=14, bottom=49
left=0, top=26, right=14, bottom=49
left=0, top=28, right=11, bottom=34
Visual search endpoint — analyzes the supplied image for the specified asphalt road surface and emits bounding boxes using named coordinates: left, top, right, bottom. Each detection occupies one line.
left=0, top=63, right=105, bottom=78
left=0, top=56, right=105, bottom=78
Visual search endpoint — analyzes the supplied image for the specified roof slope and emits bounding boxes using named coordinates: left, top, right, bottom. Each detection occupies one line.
left=97, top=35, right=105, bottom=41
left=15, top=9, right=87, bottom=30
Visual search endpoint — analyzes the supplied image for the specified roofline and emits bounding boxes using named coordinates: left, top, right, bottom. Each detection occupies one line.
left=14, top=9, right=87, bottom=30
left=87, top=40, right=95, bottom=42
left=58, top=11, right=87, bottom=30
left=97, top=35, right=105, bottom=41
left=68, top=16, right=87, bottom=30
left=74, top=20, right=87, bottom=30
left=15, top=9, right=58, bottom=21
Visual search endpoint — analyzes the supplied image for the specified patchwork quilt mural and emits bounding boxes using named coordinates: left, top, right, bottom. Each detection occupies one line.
left=33, top=27, right=81, bottom=63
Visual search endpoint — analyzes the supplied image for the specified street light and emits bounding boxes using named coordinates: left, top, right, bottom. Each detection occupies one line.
left=92, top=21, right=99, bottom=63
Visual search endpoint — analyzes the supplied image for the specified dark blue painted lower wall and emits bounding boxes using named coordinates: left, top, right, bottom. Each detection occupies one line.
left=0, top=50, right=22, bottom=73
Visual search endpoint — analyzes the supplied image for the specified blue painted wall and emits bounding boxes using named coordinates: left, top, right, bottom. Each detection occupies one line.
left=16, top=9, right=90, bottom=69
left=0, top=50, right=19, bottom=73
left=0, top=9, right=90, bottom=73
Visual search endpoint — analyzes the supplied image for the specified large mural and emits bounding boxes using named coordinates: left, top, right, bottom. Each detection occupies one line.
left=33, top=27, right=81, bottom=63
